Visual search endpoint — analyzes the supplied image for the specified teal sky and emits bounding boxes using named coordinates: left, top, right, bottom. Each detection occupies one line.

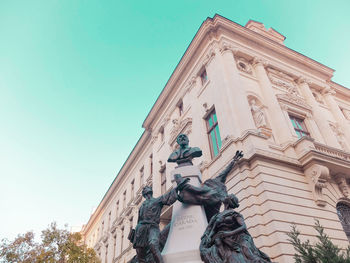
left=1, top=1, right=349, bottom=240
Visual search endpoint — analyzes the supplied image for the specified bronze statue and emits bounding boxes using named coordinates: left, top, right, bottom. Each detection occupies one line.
left=168, top=133, right=202, bottom=166
left=200, top=194, right=271, bottom=263
left=130, top=181, right=188, bottom=263
left=175, top=150, right=243, bottom=221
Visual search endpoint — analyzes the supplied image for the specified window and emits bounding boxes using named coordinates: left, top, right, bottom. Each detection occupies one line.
left=159, top=127, right=164, bottom=142
left=160, top=165, right=166, bottom=194
left=123, top=191, right=126, bottom=209
left=206, top=110, right=222, bottom=157
left=113, top=235, right=117, bottom=259
left=131, top=179, right=135, bottom=199
left=121, top=227, right=124, bottom=251
left=177, top=100, right=184, bottom=116
left=200, top=69, right=208, bottom=85
left=129, top=217, right=133, bottom=233
left=105, top=244, right=108, bottom=263
left=150, top=154, right=153, bottom=176
left=140, top=166, right=144, bottom=187
left=337, top=202, right=350, bottom=241
left=289, top=115, right=310, bottom=138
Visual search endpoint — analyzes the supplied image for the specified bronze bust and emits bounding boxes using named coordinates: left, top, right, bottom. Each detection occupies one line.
left=168, top=133, right=202, bottom=166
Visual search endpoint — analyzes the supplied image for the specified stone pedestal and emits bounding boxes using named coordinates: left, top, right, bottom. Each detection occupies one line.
left=162, top=165, right=208, bottom=263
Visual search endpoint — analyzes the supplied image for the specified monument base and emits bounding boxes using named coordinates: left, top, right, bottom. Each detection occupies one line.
left=161, top=165, right=207, bottom=263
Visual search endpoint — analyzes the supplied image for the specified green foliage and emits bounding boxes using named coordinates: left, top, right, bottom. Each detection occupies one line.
left=0, top=222, right=100, bottom=263
left=287, top=220, right=350, bottom=263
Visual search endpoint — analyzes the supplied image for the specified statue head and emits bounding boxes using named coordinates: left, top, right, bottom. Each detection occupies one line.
left=142, top=186, right=153, bottom=198
left=223, top=194, right=239, bottom=209
left=250, top=98, right=256, bottom=105
left=176, top=133, right=189, bottom=148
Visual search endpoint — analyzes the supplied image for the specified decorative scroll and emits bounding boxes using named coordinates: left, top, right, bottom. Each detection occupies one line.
left=304, top=163, right=330, bottom=207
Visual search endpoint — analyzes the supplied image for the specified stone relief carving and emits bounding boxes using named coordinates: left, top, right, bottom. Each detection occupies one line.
left=236, top=57, right=252, bottom=74
left=276, top=93, right=310, bottom=110
left=330, top=123, right=348, bottom=151
left=268, top=68, right=295, bottom=90
left=202, top=42, right=216, bottom=66
left=304, top=163, right=330, bottom=207
left=249, top=98, right=267, bottom=128
left=335, top=174, right=350, bottom=198
left=169, top=117, right=193, bottom=147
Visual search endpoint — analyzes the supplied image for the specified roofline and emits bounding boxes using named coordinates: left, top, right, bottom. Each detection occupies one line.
left=141, top=14, right=335, bottom=130
left=82, top=130, right=150, bottom=235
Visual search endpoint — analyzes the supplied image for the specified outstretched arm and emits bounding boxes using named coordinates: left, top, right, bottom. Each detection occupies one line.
left=216, top=150, right=243, bottom=183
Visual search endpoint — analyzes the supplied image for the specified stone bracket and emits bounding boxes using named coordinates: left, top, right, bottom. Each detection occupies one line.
left=304, top=163, right=330, bottom=207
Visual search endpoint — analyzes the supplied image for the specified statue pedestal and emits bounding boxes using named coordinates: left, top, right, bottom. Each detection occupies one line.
left=162, top=165, right=208, bottom=263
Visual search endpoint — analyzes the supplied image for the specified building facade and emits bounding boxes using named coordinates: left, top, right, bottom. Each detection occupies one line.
left=81, top=15, right=350, bottom=263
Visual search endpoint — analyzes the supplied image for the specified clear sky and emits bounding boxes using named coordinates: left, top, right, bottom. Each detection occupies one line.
left=1, top=0, right=349, bottom=240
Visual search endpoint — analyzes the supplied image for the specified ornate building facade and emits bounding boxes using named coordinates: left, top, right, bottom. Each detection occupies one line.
left=81, top=15, right=350, bottom=263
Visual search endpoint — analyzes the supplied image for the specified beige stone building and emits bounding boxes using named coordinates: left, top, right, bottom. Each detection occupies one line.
left=81, top=15, right=350, bottom=263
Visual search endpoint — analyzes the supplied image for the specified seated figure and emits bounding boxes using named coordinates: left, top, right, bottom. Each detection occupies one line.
left=200, top=194, right=271, bottom=263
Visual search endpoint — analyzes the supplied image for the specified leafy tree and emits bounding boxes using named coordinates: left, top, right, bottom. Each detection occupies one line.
left=287, top=220, right=350, bottom=263
left=0, top=222, right=100, bottom=263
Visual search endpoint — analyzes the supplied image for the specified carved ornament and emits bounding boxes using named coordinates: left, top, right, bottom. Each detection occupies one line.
left=169, top=117, right=193, bottom=147
left=276, top=93, right=310, bottom=110
left=236, top=57, right=252, bottom=74
left=202, top=42, right=216, bottom=66
left=335, top=174, right=349, bottom=198
left=304, top=163, right=330, bottom=206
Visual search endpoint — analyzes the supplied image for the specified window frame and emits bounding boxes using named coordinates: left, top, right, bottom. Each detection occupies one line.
left=205, top=109, right=222, bottom=158
left=289, top=114, right=310, bottom=139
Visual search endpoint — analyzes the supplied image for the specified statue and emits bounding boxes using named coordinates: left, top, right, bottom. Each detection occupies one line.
left=130, top=182, right=189, bottom=263
left=250, top=99, right=267, bottom=128
left=168, top=133, right=202, bottom=166
left=175, top=150, right=243, bottom=221
left=200, top=194, right=271, bottom=263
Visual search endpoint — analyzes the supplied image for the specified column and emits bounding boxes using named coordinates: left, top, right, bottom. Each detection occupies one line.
left=253, top=58, right=293, bottom=144
left=298, top=79, right=340, bottom=147
left=220, top=47, right=256, bottom=134
left=323, top=87, right=350, bottom=144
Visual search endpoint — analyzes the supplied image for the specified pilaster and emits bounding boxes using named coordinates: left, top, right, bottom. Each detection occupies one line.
left=323, top=86, right=350, bottom=146
left=205, top=43, right=240, bottom=139
left=252, top=58, right=293, bottom=144
left=297, top=78, right=340, bottom=147
left=220, top=43, right=256, bottom=135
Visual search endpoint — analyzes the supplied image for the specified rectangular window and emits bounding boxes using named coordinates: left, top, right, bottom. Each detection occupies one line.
left=150, top=154, right=153, bottom=176
left=289, top=115, right=310, bottom=138
left=121, top=227, right=124, bottom=251
left=131, top=179, right=135, bottom=199
left=160, top=166, right=166, bottom=194
left=105, top=244, right=108, bottom=263
left=123, top=191, right=126, bottom=209
left=201, top=69, right=208, bottom=85
left=178, top=100, right=184, bottom=116
left=206, top=110, right=222, bottom=157
left=140, top=166, right=144, bottom=187
left=116, top=201, right=119, bottom=217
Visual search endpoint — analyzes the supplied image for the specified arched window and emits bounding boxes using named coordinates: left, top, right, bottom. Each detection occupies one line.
left=337, top=202, right=350, bottom=241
